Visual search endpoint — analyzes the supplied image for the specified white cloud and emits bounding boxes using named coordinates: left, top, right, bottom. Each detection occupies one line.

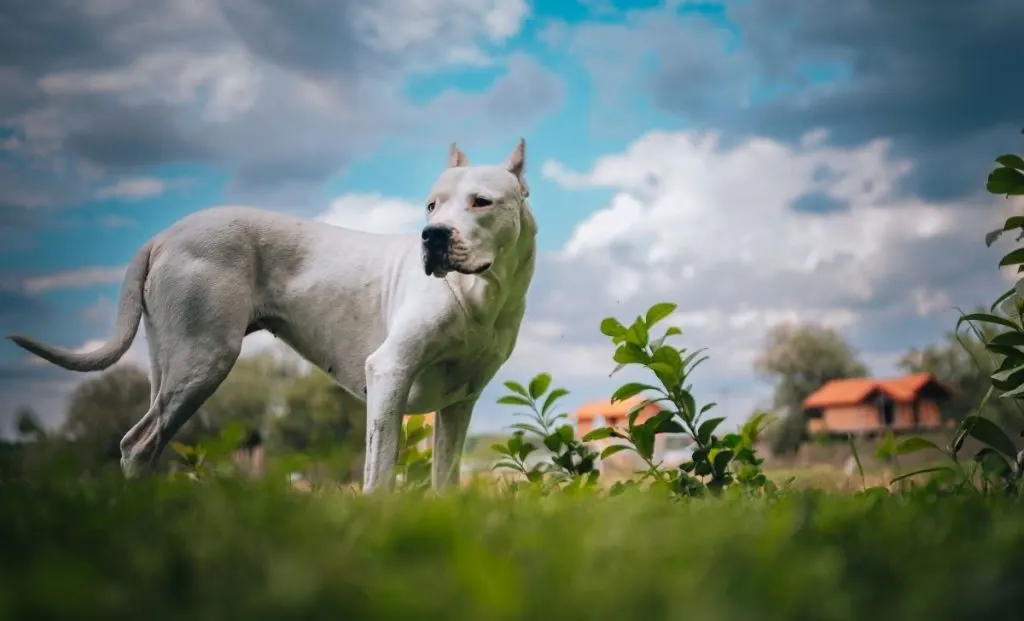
left=550, top=130, right=953, bottom=278
left=94, top=177, right=168, bottom=200
left=353, top=0, right=528, bottom=60
left=315, top=193, right=424, bottom=235
left=22, top=266, right=125, bottom=294
left=467, top=128, right=1012, bottom=432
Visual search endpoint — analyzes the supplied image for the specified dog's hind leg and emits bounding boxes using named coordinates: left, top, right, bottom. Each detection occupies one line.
left=142, top=314, right=162, bottom=404
left=119, top=270, right=250, bottom=477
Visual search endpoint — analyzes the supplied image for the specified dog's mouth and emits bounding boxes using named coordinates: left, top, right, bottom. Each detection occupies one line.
left=422, top=248, right=492, bottom=278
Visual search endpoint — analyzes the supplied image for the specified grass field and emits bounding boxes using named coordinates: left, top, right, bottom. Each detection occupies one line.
left=2, top=468, right=1024, bottom=621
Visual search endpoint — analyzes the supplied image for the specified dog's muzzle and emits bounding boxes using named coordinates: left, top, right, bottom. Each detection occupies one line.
left=422, top=225, right=454, bottom=277
left=421, top=225, right=492, bottom=277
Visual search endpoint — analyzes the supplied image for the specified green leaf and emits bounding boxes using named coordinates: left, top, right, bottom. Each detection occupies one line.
left=497, top=395, right=533, bottom=407
left=600, top=317, right=627, bottom=339
left=517, top=441, right=538, bottom=461
left=991, top=331, right=1024, bottom=347
left=679, top=390, right=697, bottom=421
left=681, top=348, right=708, bottom=371
left=621, top=319, right=648, bottom=348
left=645, top=302, right=677, bottom=328
left=542, top=434, right=562, bottom=452
left=990, top=287, right=1017, bottom=314
left=998, top=382, right=1024, bottom=399
left=633, top=428, right=655, bottom=460
left=987, top=166, right=1024, bottom=195
left=646, top=410, right=684, bottom=435
left=648, top=362, right=678, bottom=380
left=582, top=427, right=616, bottom=442
left=697, top=417, right=726, bottom=446
left=875, top=430, right=896, bottom=461
left=541, top=388, right=569, bottom=415
left=895, top=437, right=943, bottom=456
left=712, top=449, right=734, bottom=477
left=652, top=345, right=683, bottom=373
left=613, top=343, right=648, bottom=365
left=992, top=362, right=1024, bottom=384
left=999, top=248, right=1024, bottom=267
left=491, top=443, right=512, bottom=457
left=961, top=415, right=1017, bottom=458
left=528, top=373, right=552, bottom=400
left=957, top=312, right=1018, bottom=332
left=600, top=444, right=630, bottom=460
left=503, top=381, right=530, bottom=398
left=625, top=398, right=664, bottom=428
left=610, top=382, right=658, bottom=403
left=509, top=422, right=547, bottom=437
left=170, top=442, right=195, bottom=459
left=975, top=447, right=1011, bottom=479
left=996, top=154, right=1024, bottom=170
left=846, top=435, right=867, bottom=489
left=557, top=424, right=574, bottom=444
left=986, top=228, right=1005, bottom=247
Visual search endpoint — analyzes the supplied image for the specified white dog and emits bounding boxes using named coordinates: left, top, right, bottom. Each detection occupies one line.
left=9, top=139, right=537, bottom=492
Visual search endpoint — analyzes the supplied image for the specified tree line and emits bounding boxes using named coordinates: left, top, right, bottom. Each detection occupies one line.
left=8, top=305, right=1016, bottom=473
left=757, top=306, right=1022, bottom=455
left=10, top=347, right=366, bottom=480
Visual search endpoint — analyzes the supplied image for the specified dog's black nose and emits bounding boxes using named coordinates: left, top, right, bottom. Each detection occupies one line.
left=421, top=225, right=452, bottom=248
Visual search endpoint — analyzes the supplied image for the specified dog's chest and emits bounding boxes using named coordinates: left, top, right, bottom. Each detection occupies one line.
left=407, top=350, right=505, bottom=412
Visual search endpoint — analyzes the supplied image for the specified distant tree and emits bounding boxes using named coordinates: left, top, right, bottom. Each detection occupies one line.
left=14, top=406, right=47, bottom=442
left=899, top=306, right=1023, bottom=433
left=269, top=369, right=365, bottom=482
left=193, top=353, right=301, bottom=442
left=62, top=363, right=151, bottom=468
left=754, top=322, right=869, bottom=455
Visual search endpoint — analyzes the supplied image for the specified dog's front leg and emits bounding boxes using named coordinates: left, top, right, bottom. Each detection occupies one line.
left=362, top=346, right=417, bottom=493
left=432, top=398, right=476, bottom=491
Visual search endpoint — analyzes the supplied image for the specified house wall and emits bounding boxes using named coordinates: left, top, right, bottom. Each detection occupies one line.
left=808, top=404, right=876, bottom=433
left=916, top=399, right=943, bottom=428
left=577, top=419, right=594, bottom=437
left=807, top=398, right=946, bottom=435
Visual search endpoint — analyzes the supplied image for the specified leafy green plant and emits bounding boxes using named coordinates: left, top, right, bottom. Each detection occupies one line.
left=583, top=302, right=776, bottom=497
left=169, top=421, right=249, bottom=481
left=395, top=414, right=433, bottom=491
left=881, top=143, right=1024, bottom=494
left=492, top=373, right=599, bottom=490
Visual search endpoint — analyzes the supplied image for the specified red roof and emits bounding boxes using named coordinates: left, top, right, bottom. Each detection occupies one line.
left=803, top=372, right=947, bottom=409
left=572, top=396, right=662, bottom=422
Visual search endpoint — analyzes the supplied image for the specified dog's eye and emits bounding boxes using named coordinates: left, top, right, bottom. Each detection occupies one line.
left=426, top=201, right=436, bottom=213
left=472, top=196, right=493, bottom=208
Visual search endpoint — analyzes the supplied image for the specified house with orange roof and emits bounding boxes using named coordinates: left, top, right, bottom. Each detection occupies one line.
left=802, top=372, right=953, bottom=436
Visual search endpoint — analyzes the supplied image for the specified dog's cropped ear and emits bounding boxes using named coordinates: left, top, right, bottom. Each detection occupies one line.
left=503, top=138, right=529, bottom=197
left=448, top=142, right=469, bottom=168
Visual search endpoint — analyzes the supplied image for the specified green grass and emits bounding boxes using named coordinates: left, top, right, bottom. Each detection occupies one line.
left=3, top=472, right=1024, bottom=621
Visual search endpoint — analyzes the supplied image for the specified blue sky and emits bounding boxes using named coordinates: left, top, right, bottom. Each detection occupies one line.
left=1, top=0, right=1022, bottom=438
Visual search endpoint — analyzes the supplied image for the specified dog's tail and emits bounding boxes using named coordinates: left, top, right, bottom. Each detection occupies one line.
left=8, top=240, right=154, bottom=372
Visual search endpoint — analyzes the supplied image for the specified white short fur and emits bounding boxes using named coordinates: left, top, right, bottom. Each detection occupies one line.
left=8, top=140, right=537, bottom=492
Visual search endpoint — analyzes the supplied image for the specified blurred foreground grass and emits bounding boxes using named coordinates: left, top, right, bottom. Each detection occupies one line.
left=2, top=472, right=1024, bottom=621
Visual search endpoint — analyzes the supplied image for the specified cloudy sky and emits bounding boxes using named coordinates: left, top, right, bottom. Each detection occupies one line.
left=1, top=0, right=1022, bottom=438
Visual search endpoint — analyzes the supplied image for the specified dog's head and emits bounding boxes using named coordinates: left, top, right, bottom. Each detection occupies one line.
left=421, top=139, right=531, bottom=278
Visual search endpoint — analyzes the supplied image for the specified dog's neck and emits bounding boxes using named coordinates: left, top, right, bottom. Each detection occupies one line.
left=448, top=202, right=537, bottom=326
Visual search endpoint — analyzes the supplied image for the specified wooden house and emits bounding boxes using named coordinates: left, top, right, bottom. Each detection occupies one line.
left=802, top=372, right=953, bottom=437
